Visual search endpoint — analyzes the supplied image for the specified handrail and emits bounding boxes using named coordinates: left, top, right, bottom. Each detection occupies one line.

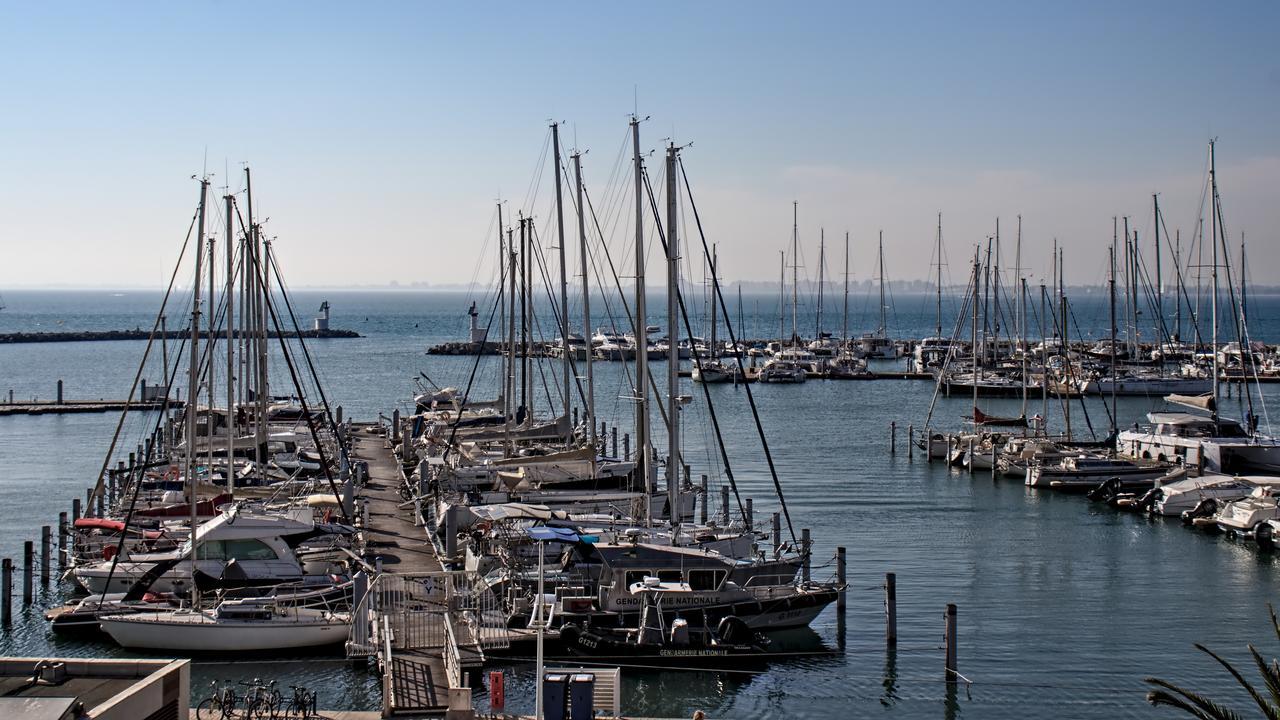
left=442, top=612, right=462, bottom=689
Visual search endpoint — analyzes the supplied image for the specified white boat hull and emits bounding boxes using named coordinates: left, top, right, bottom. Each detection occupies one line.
left=99, top=609, right=348, bottom=651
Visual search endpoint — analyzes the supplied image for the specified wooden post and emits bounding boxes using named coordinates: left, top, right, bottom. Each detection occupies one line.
left=611, top=425, right=618, bottom=457
left=884, top=572, right=898, bottom=646
left=771, top=513, right=781, bottom=555
left=72, top=498, right=81, bottom=523
left=836, top=547, right=847, bottom=612
left=745, top=498, right=754, bottom=530
left=907, top=424, right=914, bottom=463
left=573, top=406, right=579, bottom=427
left=56, top=379, right=63, bottom=404
left=967, top=437, right=975, bottom=475
left=944, top=603, right=958, bottom=683
left=890, top=421, right=897, bottom=454
left=623, top=433, right=631, bottom=461
left=336, top=405, right=343, bottom=425
left=96, top=492, right=104, bottom=518
left=58, top=512, right=68, bottom=568
left=40, top=526, right=51, bottom=587
left=720, top=485, right=730, bottom=524
left=801, top=528, right=811, bottom=582
left=392, top=409, right=401, bottom=443
left=699, top=475, right=708, bottom=524
left=22, top=541, right=33, bottom=604
left=1, top=559, right=11, bottom=625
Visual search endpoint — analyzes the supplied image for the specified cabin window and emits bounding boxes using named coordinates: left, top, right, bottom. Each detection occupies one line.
left=624, top=570, right=650, bottom=587
left=223, top=539, right=278, bottom=561
left=195, top=541, right=226, bottom=560
left=657, top=570, right=683, bottom=583
left=688, top=569, right=724, bottom=591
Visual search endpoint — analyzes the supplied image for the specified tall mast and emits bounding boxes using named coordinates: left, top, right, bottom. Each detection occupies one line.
left=187, top=178, right=207, bottom=587
left=1154, top=194, right=1163, bottom=338
left=878, top=231, right=887, bottom=338
left=1060, top=248, right=1070, bottom=439
left=1039, top=281, right=1048, bottom=423
left=630, top=116, right=652, bottom=504
left=970, top=248, right=980, bottom=415
left=506, top=226, right=517, bottom=452
left=815, top=228, right=824, bottom=341
left=520, top=217, right=531, bottom=417
left=224, top=194, right=236, bottom=501
left=496, top=203, right=507, bottom=420
left=573, top=153, right=596, bottom=469
left=778, top=250, right=785, bottom=343
left=665, top=143, right=681, bottom=535
left=1210, top=140, right=1220, bottom=419
left=842, top=231, right=850, bottom=345
left=1109, top=243, right=1118, bottom=434
left=709, top=244, right=718, bottom=355
left=791, top=202, right=798, bottom=345
left=244, top=167, right=265, bottom=478
left=1017, top=216, right=1026, bottom=416
left=992, top=219, right=1000, bottom=357
left=551, top=123, right=571, bottom=423
left=1175, top=229, right=1182, bottom=341
left=206, top=234, right=215, bottom=494
left=936, top=213, right=943, bottom=337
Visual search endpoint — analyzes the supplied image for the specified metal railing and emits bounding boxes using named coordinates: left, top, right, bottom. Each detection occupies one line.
left=346, top=570, right=508, bottom=661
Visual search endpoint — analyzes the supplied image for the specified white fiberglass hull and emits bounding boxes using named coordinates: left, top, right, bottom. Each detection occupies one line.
left=99, top=609, right=348, bottom=651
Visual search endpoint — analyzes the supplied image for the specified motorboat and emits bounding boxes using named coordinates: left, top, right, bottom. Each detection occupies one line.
left=1026, top=454, right=1168, bottom=490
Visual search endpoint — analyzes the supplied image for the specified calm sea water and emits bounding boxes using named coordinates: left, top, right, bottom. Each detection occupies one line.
left=1, top=288, right=1278, bottom=718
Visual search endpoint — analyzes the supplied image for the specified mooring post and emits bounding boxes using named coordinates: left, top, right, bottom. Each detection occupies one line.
left=885, top=572, right=898, bottom=646
left=72, top=498, right=81, bottom=523
left=623, top=433, right=631, bottom=461
left=22, top=541, right=33, bottom=604
left=336, top=405, right=343, bottom=425
left=391, top=409, right=401, bottom=444
left=720, top=485, right=730, bottom=524
left=907, top=424, right=914, bottom=462
left=967, top=437, right=975, bottom=475
left=56, top=379, right=63, bottom=404
left=836, top=547, right=847, bottom=612
left=40, top=526, right=51, bottom=587
left=96, top=491, right=104, bottom=518
left=944, top=603, right=958, bottom=683
left=745, top=498, right=754, bottom=530
left=611, top=426, right=618, bottom=457
left=1, top=559, right=11, bottom=625
left=890, top=421, right=897, bottom=454
left=801, top=528, right=811, bottom=582
left=573, top=406, right=578, bottom=427
left=771, top=513, right=781, bottom=555
left=699, top=474, right=709, bottom=524
left=58, top=513, right=68, bottom=568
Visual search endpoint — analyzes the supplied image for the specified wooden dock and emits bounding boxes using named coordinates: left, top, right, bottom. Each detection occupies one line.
left=0, top=399, right=175, bottom=416
left=348, top=427, right=490, bottom=718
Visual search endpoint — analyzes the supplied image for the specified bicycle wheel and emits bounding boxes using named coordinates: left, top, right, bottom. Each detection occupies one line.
left=195, top=698, right=221, bottom=720
left=245, top=697, right=271, bottom=720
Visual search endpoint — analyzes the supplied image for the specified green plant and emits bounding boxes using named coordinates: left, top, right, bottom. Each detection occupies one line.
left=1145, top=604, right=1280, bottom=719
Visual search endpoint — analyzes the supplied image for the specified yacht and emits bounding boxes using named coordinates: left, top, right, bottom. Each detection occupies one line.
left=1026, top=454, right=1168, bottom=490
left=1117, top=409, right=1280, bottom=474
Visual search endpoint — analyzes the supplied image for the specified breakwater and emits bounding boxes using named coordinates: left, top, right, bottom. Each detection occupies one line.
left=0, top=328, right=360, bottom=344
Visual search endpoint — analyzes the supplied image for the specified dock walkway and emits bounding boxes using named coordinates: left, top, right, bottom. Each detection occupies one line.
left=348, top=427, right=489, bottom=718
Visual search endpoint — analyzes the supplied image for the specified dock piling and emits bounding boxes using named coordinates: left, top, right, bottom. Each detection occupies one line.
left=801, top=528, right=811, bottom=582
left=611, top=426, right=618, bottom=457
left=836, top=547, right=847, bottom=611
left=720, top=486, right=729, bottom=524
left=56, top=379, right=63, bottom=404
left=391, top=409, right=401, bottom=444
left=890, top=421, right=897, bottom=454
left=72, top=498, right=81, bottom=523
left=573, top=406, right=578, bottom=427
left=57, top=512, right=68, bottom=568
left=336, top=405, right=343, bottom=425
left=22, top=541, right=33, bottom=604
left=745, top=498, right=754, bottom=530
left=40, top=526, right=51, bottom=586
left=700, top=475, right=708, bottom=524
left=1, top=559, right=11, bottom=625
left=907, top=425, right=914, bottom=462
left=96, top=491, right=104, bottom=518
left=623, top=433, right=630, bottom=461
left=884, top=572, right=897, bottom=646
left=944, top=603, right=958, bottom=683
left=967, top=437, right=975, bottom=475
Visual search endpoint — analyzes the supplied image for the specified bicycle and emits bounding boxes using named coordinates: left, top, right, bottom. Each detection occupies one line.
left=283, top=684, right=318, bottom=719
left=238, top=678, right=281, bottom=720
left=195, top=680, right=238, bottom=720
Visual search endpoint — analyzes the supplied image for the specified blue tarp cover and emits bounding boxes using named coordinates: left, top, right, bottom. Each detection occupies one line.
left=525, top=526, right=581, bottom=543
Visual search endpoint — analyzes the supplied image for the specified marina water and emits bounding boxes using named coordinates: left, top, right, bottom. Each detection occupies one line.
left=2, top=289, right=1279, bottom=718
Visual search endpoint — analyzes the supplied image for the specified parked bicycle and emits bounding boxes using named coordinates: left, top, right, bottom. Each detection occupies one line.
left=239, top=678, right=281, bottom=720
left=283, top=684, right=318, bottom=719
left=195, top=680, right=239, bottom=720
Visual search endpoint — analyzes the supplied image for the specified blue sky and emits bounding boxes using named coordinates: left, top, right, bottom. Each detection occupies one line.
left=1, top=1, right=1276, bottom=288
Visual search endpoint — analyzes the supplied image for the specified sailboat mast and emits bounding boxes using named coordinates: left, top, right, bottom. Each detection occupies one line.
left=506, top=226, right=517, bottom=454
left=665, top=143, right=681, bottom=534
left=791, top=202, right=798, bottom=345
left=244, top=167, right=265, bottom=478
left=187, top=178, right=207, bottom=588
left=631, top=116, right=652, bottom=503
left=573, top=153, right=596, bottom=463
left=551, top=123, right=571, bottom=421
left=1017, top=216, right=1026, bottom=416
left=224, top=194, right=236, bottom=501
left=815, top=229, right=824, bottom=341
left=1109, top=243, right=1118, bottom=434
left=778, top=251, right=784, bottom=343
left=843, top=231, right=850, bottom=345
left=206, top=235, right=215, bottom=495
left=936, top=213, right=943, bottom=337
left=1175, top=229, right=1182, bottom=341
left=1154, top=194, right=1163, bottom=337
left=709, top=244, right=717, bottom=354
left=878, top=231, right=887, bottom=338
left=1210, top=140, right=1220, bottom=420
left=496, top=203, right=507, bottom=422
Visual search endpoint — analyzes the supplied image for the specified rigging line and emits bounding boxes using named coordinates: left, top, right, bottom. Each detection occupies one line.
left=920, top=256, right=980, bottom=431
left=1157, top=207, right=1202, bottom=345
left=441, top=279, right=507, bottom=462
left=527, top=220, right=590, bottom=417
left=644, top=157, right=749, bottom=529
left=581, top=169, right=643, bottom=398
left=249, top=239, right=349, bottom=524
left=678, top=157, right=796, bottom=544
left=1063, top=299, right=1099, bottom=439
left=1212, top=191, right=1257, bottom=423
left=88, top=198, right=200, bottom=505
